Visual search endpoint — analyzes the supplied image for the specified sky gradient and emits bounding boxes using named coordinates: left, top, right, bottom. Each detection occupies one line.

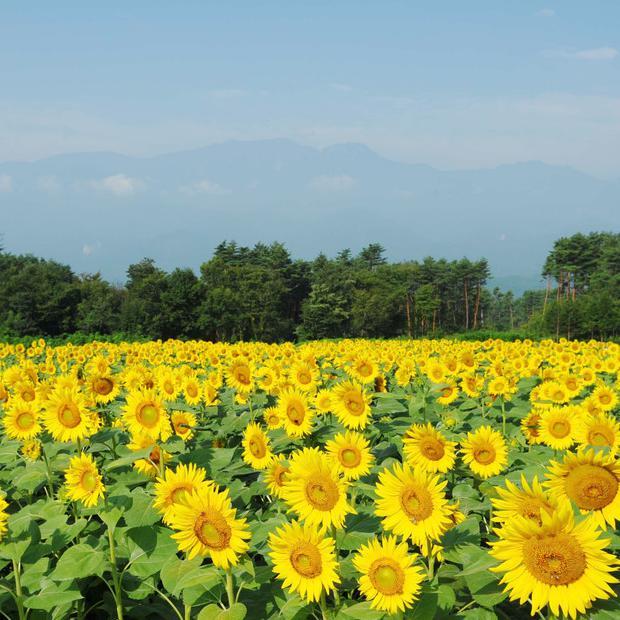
left=1, top=1, right=619, bottom=177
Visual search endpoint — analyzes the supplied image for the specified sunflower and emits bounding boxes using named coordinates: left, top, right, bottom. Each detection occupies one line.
left=127, top=432, right=170, bottom=477
left=460, top=426, right=507, bottom=479
left=171, top=410, right=196, bottom=440
left=492, top=475, right=557, bottom=526
left=521, top=409, right=543, bottom=445
left=42, top=387, right=93, bottom=442
left=264, top=459, right=290, bottom=499
left=268, top=520, right=340, bottom=603
left=157, top=368, right=180, bottom=400
left=20, top=439, right=41, bottom=461
left=538, top=406, right=576, bottom=450
left=122, top=389, right=169, bottom=440
left=402, top=423, right=456, bottom=474
left=591, top=384, right=618, bottom=412
left=353, top=535, right=425, bottom=614
left=545, top=448, right=620, bottom=529
left=490, top=506, right=619, bottom=619
left=575, top=412, right=620, bottom=453
left=436, top=382, right=459, bottom=406
left=88, top=374, right=119, bottom=404
left=225, top=359, right=254, bottom=394
left=277, top=389, right=314, bottom=438
left=3, top=399, right=41, bottom=440
left=153, top=463, right=209, bottom=525
left=263, top=406, right=282, bottom=430
left=182, top=377, right=203, bottom=406
left=290, top=361, right=319, bottom=392
left=64, top=453, right=105, bottom=508
left=314, top=389, right=333, bottom=414
left=349, top=356, right=378, bottom=385
left=282, top=447, right=354, bottom=530
left=242, top=422, right=274, bottom=469
left=325, top=431, right=374, bottom=481
left=375, top=462, right=452, bottom=547
left=331, top=381, right=372, bottom=430
left=170, top=485, right=251, bottom=567
left=0, top=495, right=8, bottom=541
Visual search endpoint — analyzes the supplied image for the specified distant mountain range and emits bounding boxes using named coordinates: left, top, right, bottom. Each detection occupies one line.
left=1, top=139, right=618, bottom=291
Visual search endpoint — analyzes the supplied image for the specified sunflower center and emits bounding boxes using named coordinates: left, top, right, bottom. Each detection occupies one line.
left=249, top=436, right=266, bottom=458
left=274, top=465, right=290, bottom=487
left=340, top=447, right=361, bottom=468
left=187, top=384, right=198, bottom=398
left=171, top=485, right=191, bottom=503
left=94, top=378, right=114, bottom=395
left=298, top=371, right=311, bottom=385
left=58, top=404, right=81, bottom=428
left=441, top=387, right=454, bottom=398
left=137, top=404, right=160, bottom=429
left=22, top=389, right=35, bottom=402
left=289, top=542, right=322, bottom=578
left=304, top=476, right=339, bottom=511
left=234, top=368, right=251, bottom=386
left=163, top=380, right=174, bottom=394
left=358, top=363, right=373, bottom=377
left=599, top=394, right=611, bottom=405
left=368, top=558, right=405, bottom=596
left=587, top=425, right=614, bottom=447
left=523, top=533, right=586, bottom=585
left=194, top=510, right=232, bottom=550
left=473, top=445, right=496, bottom=465
left=344, top=392, right=364, bottom=415
left=565, top=464, right=618, bottom=510
left=286, top=402, right=305, bottom=426
left=400, top=484, right=433, bottom=522
left=16, top=412, right=35, bottom=430
left=80, top=471, right=97, bottom=492
left=420, top=437, right=445, bottom=461
left=550, top=420, right=570, bottom=438
left=519, top=498, right=554, bottom=525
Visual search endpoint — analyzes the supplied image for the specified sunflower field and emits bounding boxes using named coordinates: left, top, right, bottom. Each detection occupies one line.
left=0, top=338, right=619, bottom=620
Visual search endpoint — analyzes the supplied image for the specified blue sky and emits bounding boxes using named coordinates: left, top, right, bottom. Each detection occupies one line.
left=1, top=1, right=619, bottom=176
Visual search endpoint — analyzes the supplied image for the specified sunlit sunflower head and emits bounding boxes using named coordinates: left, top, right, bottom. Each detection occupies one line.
left=64, top=452, right=105, bottom=508
left=403, top=423, right=456, bottom=474
left=353, top=535, right=425, bottom=615
left=0, top=495, right=8, bottom=541
left=263, top=406, right=282, bottom=430
left=436, top=382, right=459, bottom=406
left=575, top=412, right=620, bottom=454
left=426, top=361, right=446, bottom=385
left=170, top=485, right=251, bottom=568
left=88, top=374, right=119, bottom=404
left=487, top=375, right=513, bottom=399
left=242, top=422, right=274, bottom=470
left=521, top=409, right=543, bottom=445
left=182, top=376, right=203, bottom=406
left=544, top=381, right=571, bottom=405
left=153, top=462, right=210, bottom=525
left=290, top=361, right=319, bottom=392
left=20, top=438, right=41, bottom=461
left=375, top=462, right=452, bottom=547
left=264, top=459, right=291, bottom=499
left=277, top=388, right=315, bottom=438
left=538, top=406, right=576, bottom=451
left=591, top=384, right=618, bottom=412
left=545, top=448, right=620, bottom=529
left=460, top=373, right=482, bottom=398
left=492, top=474, right=558, bottom=526
left=330, top=381, right=372, bottom=430
left=127, top=432, right=170, bottom=477
left=268, top=519, right=340, bottom=603
left=171, top=410, right=196, bottom=440
left=225, top=359, right=254, bottom=394
left=256, top=366, right=277, bottom=394
left=490, top=505, right=619, bottom=619
left=42, top=387, right=93, bottom=443
left=157, top=367, right=180, bottom=400
left=122, top=389, right=169, bottom=440
left=349, top=356, right=378, bottom=385
left=325, top=430, right=374, bottom=480
left=282, top=447, right=354, bottom=530
left=460, top=425, right=507, bottom=479
left=3, top=398, right=41, bottom=440
left=13, top=380, right=37, bottom=403
left=314, top=389, right=333, bottom=414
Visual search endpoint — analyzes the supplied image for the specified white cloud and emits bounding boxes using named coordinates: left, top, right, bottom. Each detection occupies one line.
left=37, top=175, right=61, bottom=192
left=309, top=174, right=356, bottom=191
left=546, top=47, right=618, bottom=61
left=82, top=241, right=102, bottom=256
left=92, top=174, right=144, bottom=195
left=536, top=8, right=555, bottom=17
left=180, top=179, right=229, bottom=195
left=0, top=174, right=12, bottom=192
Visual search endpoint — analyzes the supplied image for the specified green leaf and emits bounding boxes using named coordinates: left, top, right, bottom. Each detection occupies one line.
left=198, top=603, right=247, bottom=620
left=408, top=586, right=438, bottom=619
left=123, top=488, right=159, bottom=528
left=127, top=525, right=178, bottom=578
left=24, top=583, right=83, bottom=611
left=103, top=447, right=153, bottom=471
left=160, top=556, right=221, bottom=596
left=337, top=601, right=385, bottom=619
left=437, top=584, right=456, bottom=612
left=51, top=543, right=107, bottom=581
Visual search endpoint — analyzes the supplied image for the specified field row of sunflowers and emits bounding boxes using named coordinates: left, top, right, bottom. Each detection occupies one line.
left=0, top=337, right=619, bottom=619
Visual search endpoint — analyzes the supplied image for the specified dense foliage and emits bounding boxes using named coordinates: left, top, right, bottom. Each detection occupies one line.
left=0, top=337, right=618, bottom=619
left=0, top=232, right=618, bottom=341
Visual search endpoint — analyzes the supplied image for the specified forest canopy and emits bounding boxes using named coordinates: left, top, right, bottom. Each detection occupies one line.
left=0, top=233, right=618, bottom=342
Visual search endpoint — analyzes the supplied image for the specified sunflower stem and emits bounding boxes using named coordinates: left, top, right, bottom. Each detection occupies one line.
left=11, top=560, right=26, bottom=620
left=41, top=445, right=55, bottom=498
left=184, top=604, right=191, bottom=620
left=106, top=524, right=124, bottom=620
left=501, top=398, right=506, bottom=437
left=225, top=568, right=235, bottom=609
left=319, top=590, right=329, bottom=620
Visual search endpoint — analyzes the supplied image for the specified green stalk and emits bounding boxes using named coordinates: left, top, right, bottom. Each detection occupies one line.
left=501, top=398, right=506, bottom=437
left=319, top=590, right=329, bottom=620
left=107, top=525, right=124, bottom=620
left=41, top=445, right=55, bottom=498
left=225, top=568, right=235, bottom=609
left=11, top=560, right=26, bottom=620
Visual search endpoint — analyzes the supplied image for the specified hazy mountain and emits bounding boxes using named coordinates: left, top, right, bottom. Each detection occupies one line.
left=1, top=139, right=618, bottom=290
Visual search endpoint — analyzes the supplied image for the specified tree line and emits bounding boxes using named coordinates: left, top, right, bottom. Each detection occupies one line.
left=0, top=233, right=617, bottom=341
